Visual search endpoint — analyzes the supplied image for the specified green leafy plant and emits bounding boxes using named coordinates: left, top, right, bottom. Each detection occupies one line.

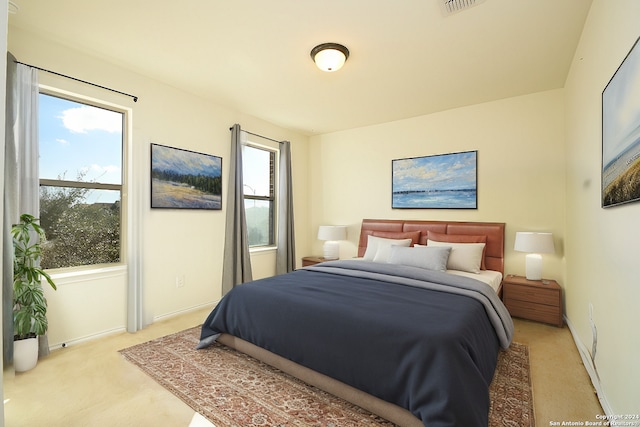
left=12, top=213, right=57, bottom=340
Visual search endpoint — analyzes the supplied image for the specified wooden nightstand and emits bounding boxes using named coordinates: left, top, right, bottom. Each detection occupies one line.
left=301, top=256, right=334, bottom=267
left=502, top=275, right=563, bottom=327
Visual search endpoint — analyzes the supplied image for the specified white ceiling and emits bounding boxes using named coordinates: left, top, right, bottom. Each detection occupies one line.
left=8, top=0, right=593, bottom=136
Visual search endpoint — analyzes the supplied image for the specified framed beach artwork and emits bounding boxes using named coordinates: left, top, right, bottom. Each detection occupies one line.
left=602, top=36, right=640, bottom=208
left=392, top=150, right=477, bottom=209
left=150, top=143, right=222, bottom=210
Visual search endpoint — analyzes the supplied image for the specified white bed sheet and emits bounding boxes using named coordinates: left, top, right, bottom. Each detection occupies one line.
left=446, top=269, right=503, bottom=293
left=328, top=258, right=503, bottom=293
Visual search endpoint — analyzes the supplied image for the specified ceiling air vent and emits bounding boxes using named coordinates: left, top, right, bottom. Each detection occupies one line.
left=439, top=0, right=487, bottom=16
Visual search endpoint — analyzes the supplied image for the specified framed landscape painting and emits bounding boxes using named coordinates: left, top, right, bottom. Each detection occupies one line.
left=602, top=36, right=640, bottom=208
left=392, top=150, right=477, bottom=209
left=151, top=143, right=222, bottom=209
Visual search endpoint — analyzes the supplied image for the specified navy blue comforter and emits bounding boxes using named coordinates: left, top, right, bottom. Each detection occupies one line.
left=199, top=260, right=513, bottom=427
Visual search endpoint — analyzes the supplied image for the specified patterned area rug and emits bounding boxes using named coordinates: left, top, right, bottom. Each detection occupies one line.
left=120, top=327, right=534, bottom=427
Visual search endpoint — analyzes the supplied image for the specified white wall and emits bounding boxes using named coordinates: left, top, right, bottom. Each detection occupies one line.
left=564, top=0, right=640, bottom=414
left=7, top=26, right=310, bottom=346
left=308, top=89, right=567, bottom=280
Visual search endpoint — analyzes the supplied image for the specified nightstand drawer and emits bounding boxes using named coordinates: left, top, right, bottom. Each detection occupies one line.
left=504, top=298, right=562, bottom=326
left=503, top=285, right=558, bottom=306
left=501, top=275, right=563, bottom=327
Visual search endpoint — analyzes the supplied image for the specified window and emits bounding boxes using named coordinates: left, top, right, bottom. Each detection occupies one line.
left=38, top=93, right=124, bottom=269
left=242, top=144, right=276, bottom=247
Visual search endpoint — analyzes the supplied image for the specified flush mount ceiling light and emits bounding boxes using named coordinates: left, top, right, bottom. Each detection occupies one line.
left=310, top=43, right=350, bottom=72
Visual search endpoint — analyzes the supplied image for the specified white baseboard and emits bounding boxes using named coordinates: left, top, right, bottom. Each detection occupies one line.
left=152, top=300, right=218, bottom=323
left=564, top=315, right=612, bottom=415
left=49, top=326, right=126, bottom=350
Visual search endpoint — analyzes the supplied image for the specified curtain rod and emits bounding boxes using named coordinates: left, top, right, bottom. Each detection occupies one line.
left=229, top=126, right=282, bottom=144
left=14, top=60, right=138, bottom=103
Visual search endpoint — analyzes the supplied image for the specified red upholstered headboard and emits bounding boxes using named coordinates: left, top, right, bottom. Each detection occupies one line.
left=358, top=219, right=505, bottom=274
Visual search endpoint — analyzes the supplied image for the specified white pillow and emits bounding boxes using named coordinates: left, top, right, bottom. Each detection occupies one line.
left=388, top=246, right=451, bottom=272
left=426, top=240, right=486, bottom=274
left=363, top=235, right=412, bottom=262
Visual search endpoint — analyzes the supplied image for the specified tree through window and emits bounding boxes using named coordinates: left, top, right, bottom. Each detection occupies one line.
left=38, top=93, right=124, bottom=269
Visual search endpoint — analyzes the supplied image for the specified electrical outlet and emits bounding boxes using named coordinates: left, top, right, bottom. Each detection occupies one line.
left=176, top=275, right=185, bottom=288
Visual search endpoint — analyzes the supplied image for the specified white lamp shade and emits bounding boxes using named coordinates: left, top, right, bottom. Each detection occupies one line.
left=317, top=225, right=347, bottom=260
left=514, top=232, right=554, bottom=281
left=514, top=232, right=555, bottom=254
left=317, top=225, right=347, bottom=241
left=313, top=49, right=346, bottom=72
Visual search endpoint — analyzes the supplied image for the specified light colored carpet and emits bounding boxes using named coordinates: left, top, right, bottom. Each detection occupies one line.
left=120, top=326, right=534, bottom=426
left=189, top=412, right=215, bottom=427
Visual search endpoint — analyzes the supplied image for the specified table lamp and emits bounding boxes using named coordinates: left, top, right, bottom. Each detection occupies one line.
left=317, top=225, right=347, bottom=259
left=514, top=232, right=555, bottom=281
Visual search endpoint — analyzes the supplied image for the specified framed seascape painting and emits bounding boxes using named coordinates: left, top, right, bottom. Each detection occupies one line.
left=602, top=36, right=640, bottom=208
left=150, top=143, right=222, bottom=210
left=392, top=150, right=477, bottom=209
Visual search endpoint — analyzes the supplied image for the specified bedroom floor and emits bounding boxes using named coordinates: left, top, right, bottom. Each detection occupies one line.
left=3, top=307, right=603, bottom=426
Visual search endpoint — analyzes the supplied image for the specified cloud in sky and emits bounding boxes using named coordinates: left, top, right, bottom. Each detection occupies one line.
left=59, top=105, right=122, bottom=134
left=55, top=138, right=70, bottom=145
left=393, top=152, right=476, bottom=192
left=603, top=42, right=640, bottom=164
left=77, top=163, right=121, bottom=183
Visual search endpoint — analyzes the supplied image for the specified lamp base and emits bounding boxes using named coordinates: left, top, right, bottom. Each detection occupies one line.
left=323, top=241, right=339, bottom=260
left=525, top=253, right=543, bottom=281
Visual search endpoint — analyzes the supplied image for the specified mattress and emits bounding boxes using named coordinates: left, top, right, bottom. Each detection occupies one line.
left=447, top=269, right=503, bottom=292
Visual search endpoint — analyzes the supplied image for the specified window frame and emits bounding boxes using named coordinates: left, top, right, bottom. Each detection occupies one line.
left=242, top=141, right=279, bottom=249
left=38, top=88, right=127, bottom=272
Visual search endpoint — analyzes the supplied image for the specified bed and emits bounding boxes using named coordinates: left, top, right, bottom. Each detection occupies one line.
left=199, top=219, right=513, bottom=427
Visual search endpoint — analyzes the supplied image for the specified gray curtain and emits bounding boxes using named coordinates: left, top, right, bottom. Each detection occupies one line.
left=276, top=140, right=295, bottom=274
left=3, top=53, right=17, bottom=368
left=4, top=54, right=46, bottom=364
left=221, top=124, right=253, bottom=295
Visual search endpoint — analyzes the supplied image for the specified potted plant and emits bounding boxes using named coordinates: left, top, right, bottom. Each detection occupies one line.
left=12, top=213, right=57, bottom=372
